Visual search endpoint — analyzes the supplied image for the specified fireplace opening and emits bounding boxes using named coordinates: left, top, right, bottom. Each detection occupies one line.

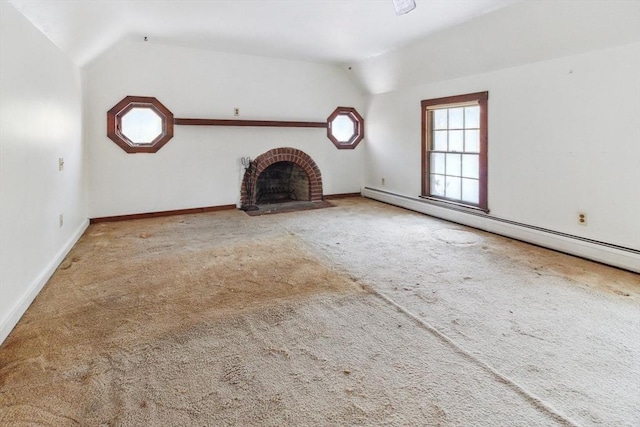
left=240, top=147, right=323, bottom=212
left=256, top=161, right=310, bottom=204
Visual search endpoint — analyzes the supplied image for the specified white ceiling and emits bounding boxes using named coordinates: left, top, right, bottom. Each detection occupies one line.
left=8, top=0, right=518, bottom=67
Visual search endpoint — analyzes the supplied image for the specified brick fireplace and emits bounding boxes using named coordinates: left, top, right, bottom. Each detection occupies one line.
left=241, top=147, right=323, bottom=208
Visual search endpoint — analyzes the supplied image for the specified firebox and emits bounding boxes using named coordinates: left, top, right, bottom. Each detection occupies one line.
left=256, top=162, right=310, bottom=204
left=240, top=147, right=323, bottom=209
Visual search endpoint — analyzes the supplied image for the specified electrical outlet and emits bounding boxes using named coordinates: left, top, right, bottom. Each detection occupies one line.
left=59, top=213, right=64, bottom=228
left=234, top=107, right=240, bottom=116
left=58, top=157, right=64, bottom=171
left=578, top=212, right=587, bottom=226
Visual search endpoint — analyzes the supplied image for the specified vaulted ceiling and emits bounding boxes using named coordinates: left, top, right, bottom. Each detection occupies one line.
left=8, top=0, right=518, bottom=67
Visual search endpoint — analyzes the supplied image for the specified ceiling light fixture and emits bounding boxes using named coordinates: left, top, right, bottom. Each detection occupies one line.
left=393, top=0, right=416, bottom=15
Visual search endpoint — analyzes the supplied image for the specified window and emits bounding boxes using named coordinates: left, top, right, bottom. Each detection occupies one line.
left=120, top=107, right=163, bottom=144
left=107, top=96, right=174, bottom=153
left=327, top=107, right=364, bottom=149
left=421, top=92, right=488, bottom=211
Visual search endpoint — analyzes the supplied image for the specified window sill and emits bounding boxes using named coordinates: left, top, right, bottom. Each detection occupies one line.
left=419, top=195, right=490, bottom=214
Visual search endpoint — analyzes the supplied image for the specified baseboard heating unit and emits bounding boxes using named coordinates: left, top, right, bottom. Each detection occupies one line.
left=361, top=187, right=640, bottom=273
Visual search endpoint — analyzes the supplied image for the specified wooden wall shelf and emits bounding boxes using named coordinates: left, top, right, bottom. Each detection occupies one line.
left=174, top=118, right=327, bottom=129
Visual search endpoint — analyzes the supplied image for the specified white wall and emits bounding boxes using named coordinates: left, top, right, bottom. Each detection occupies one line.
left=363, top=42, right=640, bottom=250
left=84, top=42, right=365, bottom=218
left=348, top=0, right=640, bottom=95
left=358, top=1, right=640, bottom=263
left=0, top=1, right=88, bottom=343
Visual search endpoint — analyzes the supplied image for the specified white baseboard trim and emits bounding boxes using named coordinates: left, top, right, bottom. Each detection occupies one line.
left=362, top=187, right=640, bottom=273
left=0, top=218, right=90, bottom=345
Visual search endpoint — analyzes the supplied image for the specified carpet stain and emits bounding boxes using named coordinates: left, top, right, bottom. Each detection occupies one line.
left=432, top=229, right=482, bottom=247
left=0, top=231, right=365, bottom=426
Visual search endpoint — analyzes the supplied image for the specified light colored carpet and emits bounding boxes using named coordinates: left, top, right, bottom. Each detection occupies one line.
left=0, top=198, right=638, bottom=426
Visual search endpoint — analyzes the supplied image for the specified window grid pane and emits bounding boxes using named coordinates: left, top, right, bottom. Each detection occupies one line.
left=431, top=174, right=445, bottom=196
left=449, top=108, right=464, bottom=129
left=433, top=109, right=448, bottom=130
left=433, top=130, right=448, bottom=151
left=464, top=106, right=480, bottom=128
left=445, top=176, right=461, bottom=199
left=464, top=130, right=480, bottom=153
left=429, top=105, right=480, bottom=205
left=445, top=153, right=461, bottom=177
left=449, top=130, right=463, bottom=152
left=431, top=153, right=445, bottom=175
left=461, top=178, right=479, bottom=204
left=461, top=154, right=479, bottom=179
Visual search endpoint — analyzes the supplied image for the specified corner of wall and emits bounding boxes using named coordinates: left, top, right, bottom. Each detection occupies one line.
left=0, top=219, right=89, bottom=345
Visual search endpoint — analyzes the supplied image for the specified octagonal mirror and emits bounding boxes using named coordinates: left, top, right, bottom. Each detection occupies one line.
left=107, top=96, right=174, bottom=153
left=327, top=107, right=364, bottom=149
